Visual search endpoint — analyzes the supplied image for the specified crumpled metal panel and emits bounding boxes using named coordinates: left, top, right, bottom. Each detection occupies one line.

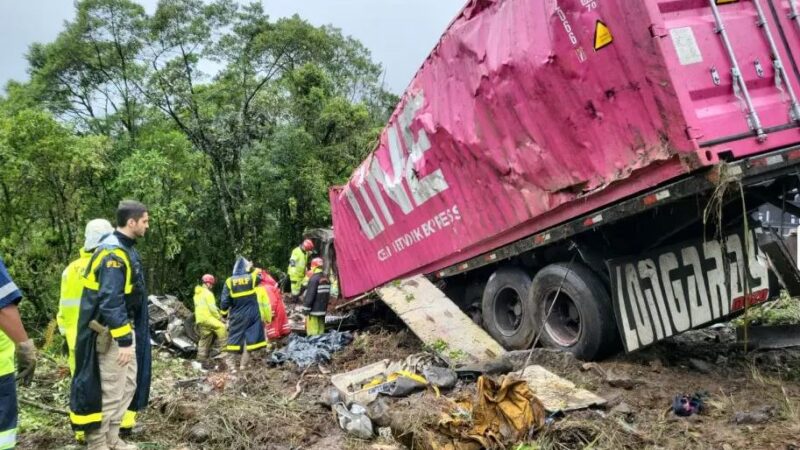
left=329, top=0, right=798, bottom=298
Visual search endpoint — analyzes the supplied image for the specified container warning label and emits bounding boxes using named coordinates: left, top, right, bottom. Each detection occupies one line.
left=670, top=27, right=703, bottom=66
left=594, top=21, right=613, bottom=51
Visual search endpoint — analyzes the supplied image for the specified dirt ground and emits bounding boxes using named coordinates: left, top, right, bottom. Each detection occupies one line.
left=15, top=319, right=800, bottom=450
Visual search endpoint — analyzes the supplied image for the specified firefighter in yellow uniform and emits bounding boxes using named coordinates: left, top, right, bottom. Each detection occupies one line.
left=287, top=239, right=314, bottom=300
left=58, top=219, right=114, bottom=375
left=58, top=219, right=113, bottom=443
left=301, top=258, right=330, bottom=336
left=193, top=274, right=227, bottom=361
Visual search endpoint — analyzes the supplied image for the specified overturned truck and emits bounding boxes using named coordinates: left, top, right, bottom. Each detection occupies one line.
left=327, top=0, right=800, bottom=360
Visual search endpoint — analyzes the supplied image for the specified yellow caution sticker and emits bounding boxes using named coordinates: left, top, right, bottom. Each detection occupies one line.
left=715, top=0, right=738, bottom=4
left=594, top=20, right=613, bottom=51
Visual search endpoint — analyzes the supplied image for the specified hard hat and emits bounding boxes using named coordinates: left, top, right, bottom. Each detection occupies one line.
left=84, top=219, right=114, bottom=251
left=302, top=239, right=314, bottom=251
left=310, top=257, right=324, bottom=269
left=201, top=274, right=216, bottom=285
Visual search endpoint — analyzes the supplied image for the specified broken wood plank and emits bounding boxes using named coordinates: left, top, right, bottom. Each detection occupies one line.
left=377, top=276, right=505, bottom=365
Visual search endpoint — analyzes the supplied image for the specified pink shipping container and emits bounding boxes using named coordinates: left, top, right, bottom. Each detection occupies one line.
left=330, top=0, right=800, bottom=299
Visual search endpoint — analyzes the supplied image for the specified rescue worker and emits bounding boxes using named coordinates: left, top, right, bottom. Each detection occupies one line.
left=193, top=274, right=226, bottom=361
left=58, top=218, right=114, bottom=444
left=70, top=200, right=152, bottom=450
left=220, top=257, right=269, bottom=371
left=287, top=239, right=314, bottom=301
left=58, top=219, right=114, bottom=375
left=258, top=271, right=290, bottom=340
left=301, top=258, right=330, bottom=337
left=0, top=256, right=37, bottom=450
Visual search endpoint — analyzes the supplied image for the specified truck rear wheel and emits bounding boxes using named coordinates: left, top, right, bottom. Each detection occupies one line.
left=481, top=267, right=535, bottom=350
left=530, top=262, right=620, bottom=360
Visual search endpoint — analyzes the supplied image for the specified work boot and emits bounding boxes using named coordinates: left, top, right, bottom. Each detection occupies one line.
left=108, top=424, right=137, bottom=450
left=197, top=347, right=208, bottom=361
left=109, top=438, right=137, bottom=450
left=86, top=430, right=110, bottom=450
left=225, top=353, right=239, bottom=373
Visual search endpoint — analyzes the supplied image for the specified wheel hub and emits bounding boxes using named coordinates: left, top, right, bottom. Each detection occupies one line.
left=544, top=290, right=582, bottom=347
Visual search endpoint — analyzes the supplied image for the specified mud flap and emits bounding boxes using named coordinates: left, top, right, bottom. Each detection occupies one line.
left=756, top=232, right=800, bottom=296
left=608, top=229, right=773, bottom=353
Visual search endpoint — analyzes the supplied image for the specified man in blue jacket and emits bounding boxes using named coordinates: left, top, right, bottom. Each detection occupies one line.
left=220, top=257, right=268, bottom=371
left=70, top=200, right=152, bottom=450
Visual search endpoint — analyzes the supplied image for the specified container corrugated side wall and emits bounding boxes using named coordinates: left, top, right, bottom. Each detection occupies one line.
left=331, top=0, right=800, bottom=298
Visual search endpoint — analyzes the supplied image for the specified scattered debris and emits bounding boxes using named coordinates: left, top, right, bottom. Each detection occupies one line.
left=367, top=371, right=429, bottom=397
left=671, top=392, right=705, bottom=417
left=438, top=375, right=545, bottom=449
left=334, top=403, right=374, bottom=439
left=736, top=325, right=800, bottom=350
left=688, top=358, right=714, bottom=374
left=510, top=365, right=606, bottom=412
left=582, top=362, right=643, bottom=390
left=149, top=295, right=197, bottom=356
left=332, top=359, right=401, bottom=405
left=732, top=406, right=775, bottom=425
left=270, top=331, right=354, bottom=367
left=610, top=402, right=634, bottom=420
left=422, top=366, right=457, bottom=389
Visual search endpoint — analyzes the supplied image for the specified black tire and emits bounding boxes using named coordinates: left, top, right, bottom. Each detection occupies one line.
left=183, top=314, right=199, bottom=343
left=481, top=267, right=535, bottom=350
left=529, top=262, right=620, bottom=360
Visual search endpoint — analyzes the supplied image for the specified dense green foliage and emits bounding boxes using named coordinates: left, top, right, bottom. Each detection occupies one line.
left=0, top=0, right=397, bottom=329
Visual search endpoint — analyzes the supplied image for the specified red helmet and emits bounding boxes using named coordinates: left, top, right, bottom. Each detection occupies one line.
left=302, top=239, right=314, bottom=251
left=310, top=257, right=324, bottom=269
left=201, top=274, right=216, bottom=285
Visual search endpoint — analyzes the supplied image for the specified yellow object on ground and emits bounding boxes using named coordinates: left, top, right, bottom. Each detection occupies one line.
left=438, top=375, right=545, bottom=449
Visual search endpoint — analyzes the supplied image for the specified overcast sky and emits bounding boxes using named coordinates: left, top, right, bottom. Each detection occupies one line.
left=0, top=0, right=465, bottom=94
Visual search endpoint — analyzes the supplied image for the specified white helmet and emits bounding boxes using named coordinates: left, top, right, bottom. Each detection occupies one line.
left=84, top=219, right=114, bottom=251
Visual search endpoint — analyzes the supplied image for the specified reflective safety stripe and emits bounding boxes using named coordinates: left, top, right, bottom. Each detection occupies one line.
left=110, top=324, right=132, bottom=338
left=226, top=341, right=268, bottom=352
left=226, top=276, right=257, bottom=298
left=0, top=281, right=19, bottom=302
left=59, top=298, right=81, bottom=307
left=231, top=288, right=257, bottom=298
left=0, top=428, right=16, bottom=450
left=70, top=411, right=102, bottom=425
left=247, top=341, right=267, bottom=351
left=120, top=410, right=136, bottom=429
left=82, top=248, right=133, bottom=294
left=0, top=333, right=14, bottom=377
